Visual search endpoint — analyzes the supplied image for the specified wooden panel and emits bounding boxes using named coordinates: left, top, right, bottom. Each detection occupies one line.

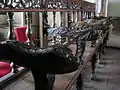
left=53, top=42, right=93, bottom=90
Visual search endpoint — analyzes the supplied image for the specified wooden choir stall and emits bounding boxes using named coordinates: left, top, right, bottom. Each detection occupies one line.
left=0, top=0, right=111, bottom=90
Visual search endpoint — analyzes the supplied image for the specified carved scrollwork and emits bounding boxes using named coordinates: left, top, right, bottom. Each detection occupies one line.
left=0, top=0, right=43, bottom=8
left=0, top=0, right=82, bottom=10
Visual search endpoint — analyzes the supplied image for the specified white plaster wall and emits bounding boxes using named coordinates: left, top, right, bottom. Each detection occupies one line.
left=55, top=12, right=61, bottom=27
left=95, top=0, right=102, bottom=16
left=13, top=12, right=24, bottom=25
left=84, top=0, right=95, bottom=3
left=48, top=12, right=61, bottom=27
left=108, top=0, right=120, bottom=17
left=0, top=15, right=7, bottom=24
left=48, top=12, right=53, bottom=27
left=11, top=12, right=61, bottom=27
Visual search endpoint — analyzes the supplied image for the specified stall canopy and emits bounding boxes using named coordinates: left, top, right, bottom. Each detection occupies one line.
left=0, top=0, right=95, bottom=12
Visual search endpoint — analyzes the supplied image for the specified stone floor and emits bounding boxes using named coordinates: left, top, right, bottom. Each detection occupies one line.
left=82, top=47, right=120, bottom=90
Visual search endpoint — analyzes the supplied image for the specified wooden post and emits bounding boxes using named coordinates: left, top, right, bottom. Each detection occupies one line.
left=26, top=12, right=34, bottom=46
left=77, top=11, right=80, bottom=22
left=91, top=53, right=97, bottom=80
left=7, top=12, right=14, bottom=40
left=96, top=43, right=102, bottom=66
left=81, top=11, right=83, bottom=21
left=65, top=12, right=69, bottom=43
left=60, top=12, right=64, bottom=27
left=53, top=11, right=56, bottom=27
left=94, top=12, right=96, bottom=17
left=31, top=12, right=39, bottom=46
left=90, top=12, right=92, bottom=18
left=76, top=74, right=83, bottom=90
left=86, top=12, right=88, bottom=19
left=26, top=12, right=32, bottom=40
left=7, top=12, right=18, bottom=73
left=88, top=12, right=90, bottom=19
left=68, top=12, right=72, bottom=27
left=73, top=11, right=76, bottom=23
left=88, top=12, right=90, bottom=18
left=42, top=12, right=49, bottom=47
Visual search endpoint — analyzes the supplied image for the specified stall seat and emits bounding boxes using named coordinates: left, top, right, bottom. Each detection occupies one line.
left=0, top=62, right=12, bottom=77
left=14, top=26, right=34, bottom=43
left=14, top=26, right=28, bottom=42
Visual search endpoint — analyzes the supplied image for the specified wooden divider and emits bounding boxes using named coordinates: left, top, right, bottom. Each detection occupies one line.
left=53, top=36, right=103, bottom=90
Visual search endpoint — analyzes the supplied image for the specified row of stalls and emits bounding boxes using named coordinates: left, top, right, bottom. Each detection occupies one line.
left=0, top=0, right=111, bottom=90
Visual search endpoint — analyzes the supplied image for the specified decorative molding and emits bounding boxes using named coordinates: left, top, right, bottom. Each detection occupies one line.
left=0, top=0, right=95, bottom=12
